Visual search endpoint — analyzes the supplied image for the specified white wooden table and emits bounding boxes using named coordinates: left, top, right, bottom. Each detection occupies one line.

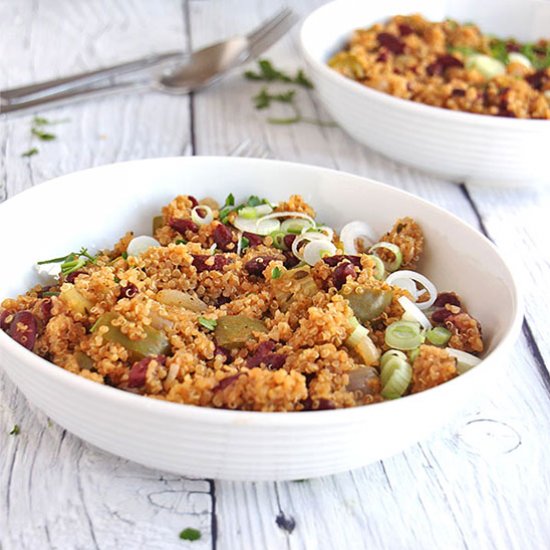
left=1, top=1, right=550, bottom=549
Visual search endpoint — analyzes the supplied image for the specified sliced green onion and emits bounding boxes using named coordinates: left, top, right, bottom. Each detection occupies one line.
left=302, top=225, right=334, bottom=241
left=366, top=254, right=385, bottom=280
left=281, top=218, right=314, bottom=234
left=370, top=242, right=403, bottom=272
left=238, top=206, right=258, bottom=219
left=127, top=235, right=161, bottom=257
left=380, top=357, right=412, bottom=399
left=398, top=296, right=432, bottom=331
left=233, top=216, right=280, bottom=236
left=386, top=270, right=437, bottom=310
left=385, top=320, right=425, bottom=351
left=345, top=320, right=380, bottom=366
left=426, top=326, right=452, bottom=347
left=508, top=52, right=532, bottom=68
left=466, top=54, right=505, bottom=79
left=269, top=230, right=287, bottom=250
left=302, top=240, right=337, bottom=266
left=340, top=221, right=377, bottom=254
left=408, top=347, right=420, bottom=363
left=191, top=205, right=213, bottom=225
left=446, top=348, right=481, bottom=374
left=380, top=349, right=408, bottom=369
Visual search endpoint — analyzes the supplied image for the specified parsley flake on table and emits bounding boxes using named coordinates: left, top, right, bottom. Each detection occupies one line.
left=179, top=527, right=201, bottom=541
left=244, top=59, right=313, bottom=88
left=9, top=424, right=20, bottom=436
left=21, top=147, right=39, bottom=157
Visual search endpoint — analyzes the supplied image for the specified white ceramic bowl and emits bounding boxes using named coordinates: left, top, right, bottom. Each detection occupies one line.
left=300, top=0, right=550, bottom=187
left=0, top=157, right=522, bottom=480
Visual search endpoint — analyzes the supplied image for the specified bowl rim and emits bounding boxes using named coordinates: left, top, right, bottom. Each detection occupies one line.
left=0, top=156, right=524, bottom=427
left=299, top=0, right=550, bottom=129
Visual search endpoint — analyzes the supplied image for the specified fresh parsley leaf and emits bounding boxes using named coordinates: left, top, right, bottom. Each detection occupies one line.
left=244, top=59, right=314, bottom=88
left=32, top=116, right=50, bottom=126
left=198, top=317, right=217, bottom=331
left=9, top=424, right=20, bottom=436
left=271, top=266, right=282, bottom=279
left=21, top=147, right=39, bottom=157
left=240, top=236, right=250, bottom=250
left=219, top=193, right=237, bottom=223
left=175, top=239, right=187, bottom=245
left=179, top=528, right=201, bottom=541
left=121, top=251, right=128, bottom=259
left=31, top=127, right=56, bottom=141
left=488, top=38, right=509, bottom=64
left=41, top=291, right=60, bottom=297
left=253, top=87, right=295, bottom=110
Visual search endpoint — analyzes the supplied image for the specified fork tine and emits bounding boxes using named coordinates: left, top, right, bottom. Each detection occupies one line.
left=246, top=8, right=292, bottom=46
left=246, top=11, right=298, bottom=60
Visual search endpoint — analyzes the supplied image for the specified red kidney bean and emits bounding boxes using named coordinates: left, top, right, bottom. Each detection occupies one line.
left=283, top=234, right=296, bottom=250
left=128, top=355, right=166, bottom=388
left=433, top=292, right=461, bottom=308
left=323, top=255, right=361, bottom=267
left=66, top=270, right=84, bottom=283
left=427, top=54, right=463, bottom=76
left=169, top=218, right=198, bottom=234
left=317, top=398, right=336, bottom=410
left=119, top=282, right=139, bottom=300
left=333, top=262, right=357, bottom=290
left=398, top=23, right=414, bottom=36
left=213, top=224, right=234, bottom=251
left=192, top=254, right=231, bottom=272
left=0, top=309, right=14, bottom=331
left=526, top=70, right=546, bottom=90
left=431, top=308, right=454, bottom=324
left=245, top=256, right=277, bottom=276
left=39, top=299, right=53, bottom=323
left=377, top=32, right=405, bottom=55
left=188, top=195, right=199, bottom=208
left=283, top=251, right=300, bottom=269
left=214, top=345, right=231, bottom=363
left=247, top=341, right=287, bottom=370
left=214, top=373, right=242, bottom=392
left=243, top=232, right=262, bottom=247
left=8, top=311, right=37, bottom=350
left=451, top=88, right=466, bottom=97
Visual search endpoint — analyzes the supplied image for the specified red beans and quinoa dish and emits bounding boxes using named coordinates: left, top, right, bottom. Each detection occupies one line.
left=0, top=193, right=484, bottom=412
left=328, top=14, right=550, bottom=119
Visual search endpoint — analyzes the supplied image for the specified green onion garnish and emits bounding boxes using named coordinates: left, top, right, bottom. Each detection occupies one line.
left=380, top=356, right=412, bottom=399
left=366, top=254, right=385, bottom=280
left=385, top=320, right=425, bottom=351
left=269, top=230, right=287, bottom=249
left=408, top=347, right=421, bottom=363
left=198, top=317, right=217, bottom=331
left=239, top=206, right=259, bottom=219
left=369, top=242, right=403, bottom=273
left=37, top=248, right=98, bottom=276
left=426, top=326, right=452, bottom=347
left=272, top=266, right=282, bottom=279
left=179, top=528, right=201, bottom=541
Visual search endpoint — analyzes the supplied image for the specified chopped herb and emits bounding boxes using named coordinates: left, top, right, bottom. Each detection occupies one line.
left=271, top=266, right=282, bottom=279
left=179, top=528, right=201, bottom=541
left=245, top=195, right=269, bottom=207
left=448, top=45, right=479, bottom=57
left=121, top=251, right=128, bottom=260
left=240, top=236, right=250, bottom=251
left=9, top=424, right=20, bottom=436
left=198, top=317, right=217, bottom=331
left=219, top=193, right=237, bottom=223
left=32, top=116, right=50, bottom=126
left=42, top=291, right=60, bottom=297
left=488, top=38, right=509, bottom=64
left=114, top=276, right=121, bottom=284
left=175, top=239, right=187, bottom=245
left=37, top=247, right=98, bottom=276
left=253, top=87, right=295, bottom=110
left=31, top=127, right=56, bottom=141
left=244, top=59, right=313, bottom=88
left=21, top=147, right=39, bottom=157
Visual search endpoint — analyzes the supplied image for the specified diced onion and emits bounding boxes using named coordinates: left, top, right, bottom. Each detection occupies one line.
left=165, top=362, right=180, bottom=386
left=398, top=296, right=432, bottom=331
left=340, top=221, right=377, bottom=255
left=281, top=218, right=314, bottom=234
left=380, top=357, right=412, bottom=399
left=191, top=205, right=213, bottom=225
left=466, top=54, right=505, bottom=79
left=370, top=242, right=403, bottom=272
left=233, top=216, right=280, bottom=236
left=236, top=232, right=244, bottom=255
left=303, top=240, right=337, bottom=266
left=385, top=270, right=437, bottom=310
left=127, top=236, right=161, bottom=257
left=507, top=52, right=532, bottom=68
left=385, top=320, right=425, bottom=351
left=426, top=326, right=452, bottom=347
left=446, top=348, right=481, bottom=374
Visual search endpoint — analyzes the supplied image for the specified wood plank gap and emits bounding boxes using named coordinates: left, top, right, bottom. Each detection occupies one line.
left=207, top=479, right=218, bottom=550
left=458, top=183, right=490, bottom=238
left=522, top=320, right=550, bottom=394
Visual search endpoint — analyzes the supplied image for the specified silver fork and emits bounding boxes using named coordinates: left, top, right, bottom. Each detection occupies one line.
left=1, top=8, right=297, bottom=115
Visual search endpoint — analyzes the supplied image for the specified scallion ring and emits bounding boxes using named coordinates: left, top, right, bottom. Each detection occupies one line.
left=385, top=320, right=425, bottom=351
left=301, top=225, right=334, bottom=241
left=303, top=240, right=337, bottom=266
left=385, top=270, right=437, bottom=310
left=380, top=356, right=412, bottom=399
left=426, top=326, right=452, bottom=347
left=366, top=254, right=385, bottom=280
left=398, top=296, right=432, bottom=331
left=380, top=349, right=408, bottom=369
left=369, top=242, right=403, bottom=272
left=127, top=235, right=161, bottom=257
left=232, top=216, right=280, bottom=236
left=340, top=221, right=377, bottom=255
left=280, top=217, right=315, bottom=234
left=238, top=206, right=259, bottom=220
left=191, top=205, right=214, bottom=225
left=291, top=233, right=331, bottom=262
left=269, top=230, right=287, bottom=250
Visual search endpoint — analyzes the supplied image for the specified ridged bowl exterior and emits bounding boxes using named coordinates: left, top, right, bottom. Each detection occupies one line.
left=0, top=157, right=522, bottom=480
left=300, top=0, right=550, bottom=187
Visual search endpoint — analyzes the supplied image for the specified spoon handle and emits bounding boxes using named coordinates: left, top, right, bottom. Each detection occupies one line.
left=0, top=80, right=152, bottom=116
left=0, top=51, right=183, bottom=104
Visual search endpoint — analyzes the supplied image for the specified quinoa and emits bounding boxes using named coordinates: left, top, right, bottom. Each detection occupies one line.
left=0, top=193, right=485, bottom=411
left=329, top=14, right=550, bottom=119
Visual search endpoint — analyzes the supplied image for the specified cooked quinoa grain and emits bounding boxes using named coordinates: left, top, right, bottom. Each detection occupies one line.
left=329, top=14, right=550, bottom=119
left=1, top=193, right=485, bottom=411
